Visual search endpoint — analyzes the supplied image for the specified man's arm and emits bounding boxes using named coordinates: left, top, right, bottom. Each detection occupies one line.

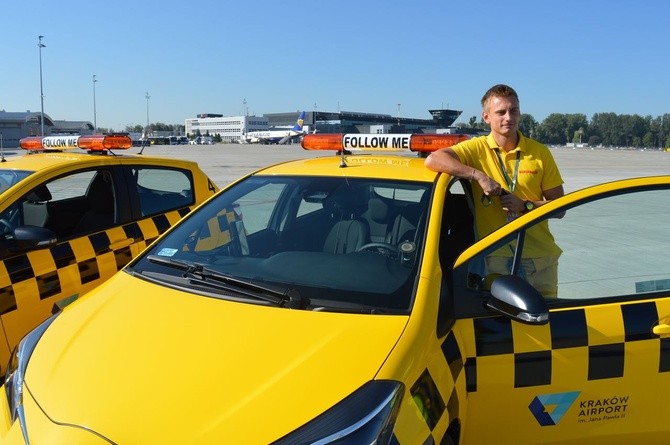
left=500, top=184, right=565, bottom=214
left=425, top=148, right=502, bottom=196
left=424, top=148, right=472, bottom=178
left=541, top=185, right=565, bottom=202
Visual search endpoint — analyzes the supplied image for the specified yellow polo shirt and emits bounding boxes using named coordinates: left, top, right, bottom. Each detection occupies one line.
left=451, top=132, right=564, bottom=257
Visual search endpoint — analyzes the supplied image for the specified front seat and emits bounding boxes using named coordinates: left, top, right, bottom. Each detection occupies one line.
left=322, top=220, right=369, bottom=254
left=74, top=172, right=115, bottom=234
left=22, top=185, right=52, bottom=228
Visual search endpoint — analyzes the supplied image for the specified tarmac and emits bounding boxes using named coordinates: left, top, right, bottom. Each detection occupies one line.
left=129, top=143, right=669, bottom=193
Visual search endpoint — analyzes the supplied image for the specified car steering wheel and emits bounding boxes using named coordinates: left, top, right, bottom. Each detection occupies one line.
left=356, top=242, right=399, bottom=257
left=0, top=219, right=13, bottom=235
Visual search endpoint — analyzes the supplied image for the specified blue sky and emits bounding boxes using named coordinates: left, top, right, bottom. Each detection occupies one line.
left=2, top=0, right=668, bottom=131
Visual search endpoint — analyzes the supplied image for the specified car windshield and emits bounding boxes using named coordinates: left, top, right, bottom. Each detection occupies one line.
left=0, top=169, right=34, bottom=193
left=127, top=175, right=432, bottom=313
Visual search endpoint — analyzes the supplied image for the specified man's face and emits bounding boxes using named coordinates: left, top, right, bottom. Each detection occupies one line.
left=482, top=95, right=520, bottom=137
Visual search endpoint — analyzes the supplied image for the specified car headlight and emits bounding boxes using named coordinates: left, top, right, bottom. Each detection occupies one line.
left=272, top=380, right=404, bottom=445
left=4, top=314, right=58, bottom=440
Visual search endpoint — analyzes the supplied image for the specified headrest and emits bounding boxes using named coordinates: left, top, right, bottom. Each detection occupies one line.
left=87, top=172, right=114, bottom=212
left=26, top=185, right=52, bottom=203
left=367, top=198, right=388, bottom=222
left=329, top=188, right=368, bottom=216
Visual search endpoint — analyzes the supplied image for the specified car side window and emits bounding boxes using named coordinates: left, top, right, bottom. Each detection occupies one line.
left=133, top=167, right=194, bottom=216
left=460, top=187, right=670, bottom=303
left=236, top=183, right=286, bottom=234
left=548, top=188, right=669, bottom=300
left=15, top=170, right=117, bottom=239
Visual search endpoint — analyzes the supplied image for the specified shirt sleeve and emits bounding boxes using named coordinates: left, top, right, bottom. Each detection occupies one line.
left=450, top=137, right=482, bottom=168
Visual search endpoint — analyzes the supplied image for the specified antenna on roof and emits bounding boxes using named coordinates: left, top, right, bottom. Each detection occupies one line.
left=139, top=127, right=149, bottom=155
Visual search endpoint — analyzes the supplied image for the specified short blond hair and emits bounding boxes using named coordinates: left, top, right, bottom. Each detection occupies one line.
left=481, top=84, right=519, bottom=109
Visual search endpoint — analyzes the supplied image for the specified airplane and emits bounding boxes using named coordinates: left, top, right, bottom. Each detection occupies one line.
left=241, top=111, right=306, bottom=145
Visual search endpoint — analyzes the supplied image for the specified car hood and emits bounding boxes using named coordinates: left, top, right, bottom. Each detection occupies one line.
left=25, top=272, right=409, bottom=444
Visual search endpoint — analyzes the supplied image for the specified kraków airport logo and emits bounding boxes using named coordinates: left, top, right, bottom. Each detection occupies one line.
left=528, top=391, right=581, bottom=426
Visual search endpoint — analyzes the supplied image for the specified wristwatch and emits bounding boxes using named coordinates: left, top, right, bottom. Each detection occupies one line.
left=524, top=200, right=535, bottom=212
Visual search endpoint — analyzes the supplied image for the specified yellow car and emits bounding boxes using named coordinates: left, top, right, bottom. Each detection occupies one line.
left=2, top=133, right=669, bottom=444
left=0, top=134, right=217, bottom=376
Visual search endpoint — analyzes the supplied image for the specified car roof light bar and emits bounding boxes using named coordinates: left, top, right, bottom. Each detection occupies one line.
left=19, top=134, right=132, bottom=152
left=301, top=133, right=470, bottom=153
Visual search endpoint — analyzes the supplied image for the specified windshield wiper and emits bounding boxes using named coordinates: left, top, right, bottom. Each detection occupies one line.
left=146, top=255, right=303, bottom=309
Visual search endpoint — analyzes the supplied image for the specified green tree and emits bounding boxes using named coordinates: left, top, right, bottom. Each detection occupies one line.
left=589, top=113, right=619, bottom=146
left=662, top=114, right=670, bottom=147
left=588, top=135, right=602, bottom=146
left=519, top=113, right=537, bottom=138
left=642, top=132, right=654, bottom=147
left=536, top=113, right=568, bottom=144
left=618, top=114, right=648, bottom=147
left=565, top=114, right=588, bottom=145
left=125, top=124, right=144, bottom=133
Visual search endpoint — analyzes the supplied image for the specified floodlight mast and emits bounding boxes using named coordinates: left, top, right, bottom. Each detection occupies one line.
left=38, top=35, right=46, bottom=136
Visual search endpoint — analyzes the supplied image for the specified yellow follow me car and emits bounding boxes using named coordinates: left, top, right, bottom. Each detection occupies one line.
left=2, top=133, right=670, bottom=444
left=0, top=134, right=217, bottom=377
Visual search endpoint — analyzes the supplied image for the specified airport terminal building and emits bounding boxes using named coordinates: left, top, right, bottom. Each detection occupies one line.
left=184, top=114, right=270, bottom=143
left=184, top=109, right=465, bottom=143
left=0, top=108, right=465, bottom=148
left=0, top=111, right=94, bottom=148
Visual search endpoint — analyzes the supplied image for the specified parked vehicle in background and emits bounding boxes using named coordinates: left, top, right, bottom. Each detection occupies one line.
left=0, top=134, right=218, bottom=376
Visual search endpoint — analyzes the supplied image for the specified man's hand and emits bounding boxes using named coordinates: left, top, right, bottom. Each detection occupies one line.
left=474, top=171, right=502, bottom=197
left=499, top=190, right=524, bottom=213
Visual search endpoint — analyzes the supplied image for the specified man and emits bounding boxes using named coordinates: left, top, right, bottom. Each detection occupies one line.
left=424, top=84, right=564, bottom=297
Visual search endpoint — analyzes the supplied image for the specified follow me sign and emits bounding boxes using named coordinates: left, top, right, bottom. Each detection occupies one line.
left=342, top=134, right=411, bottom=151
left=42, top=136, right=80, bottom=149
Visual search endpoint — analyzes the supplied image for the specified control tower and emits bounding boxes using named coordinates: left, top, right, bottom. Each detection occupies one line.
left=429, top=109, right=463, bottom=127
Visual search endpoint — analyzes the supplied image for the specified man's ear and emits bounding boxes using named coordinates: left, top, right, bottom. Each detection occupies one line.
left=482, top=110, right=490, bottom=124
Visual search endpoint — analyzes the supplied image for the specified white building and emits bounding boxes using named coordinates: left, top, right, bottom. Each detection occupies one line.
left=185, top=113, right=269, bottom=143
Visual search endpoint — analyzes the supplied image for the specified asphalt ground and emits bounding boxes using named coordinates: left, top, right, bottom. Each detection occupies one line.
left=130, top=143, right=669, bottom=193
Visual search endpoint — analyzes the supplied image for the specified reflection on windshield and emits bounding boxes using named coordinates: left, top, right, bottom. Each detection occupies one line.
left=0, top=170, right=34, bottom=194
left=129, top=176, right=432, bottom=313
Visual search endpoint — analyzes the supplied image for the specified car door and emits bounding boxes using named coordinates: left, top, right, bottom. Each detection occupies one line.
left=0, top=165, right=134, bottom=374
left=450, top=177, right=670, bottom=444
left=121, top=165, right=201, bottom=257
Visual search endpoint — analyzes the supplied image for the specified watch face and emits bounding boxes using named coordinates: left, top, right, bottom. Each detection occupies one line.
left=525, top=201, right=534, bottom=210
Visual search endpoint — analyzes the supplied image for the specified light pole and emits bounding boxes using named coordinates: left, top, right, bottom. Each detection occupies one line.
left=145, top=92, right=150, bottom=133
left=38, top=35, right=46, bottom=136
left=93, top=74, right=98, bottom=134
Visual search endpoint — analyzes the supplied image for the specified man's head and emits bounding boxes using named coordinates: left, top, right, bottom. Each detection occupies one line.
left=481, top=84, right=520, bottom=140
left=480, top=84, right=519, bottom=109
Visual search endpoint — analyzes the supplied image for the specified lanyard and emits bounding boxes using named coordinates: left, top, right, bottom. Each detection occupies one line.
left=494, top=149, right=520, bottom=193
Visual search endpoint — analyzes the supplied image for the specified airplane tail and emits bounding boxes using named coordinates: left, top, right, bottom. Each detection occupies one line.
left=291, top=111, right=306, bottom=132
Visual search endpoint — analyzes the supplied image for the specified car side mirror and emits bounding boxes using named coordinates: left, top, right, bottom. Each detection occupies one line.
left=12, top=226, right=57, bottom=252
left=486, top=274, right=549, bottom=325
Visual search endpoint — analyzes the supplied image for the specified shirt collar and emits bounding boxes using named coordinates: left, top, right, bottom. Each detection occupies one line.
left=485, top=131, right=526, bottom=153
